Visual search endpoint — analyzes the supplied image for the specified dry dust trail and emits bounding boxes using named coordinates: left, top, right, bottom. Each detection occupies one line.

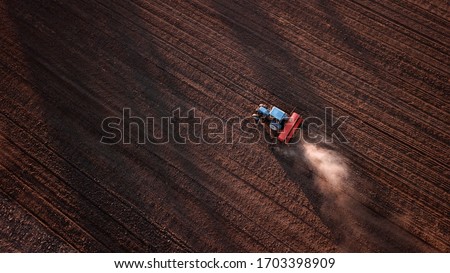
left=300, top=142, right=434, bottom=251
left=301, top=143, right=362, bottom=250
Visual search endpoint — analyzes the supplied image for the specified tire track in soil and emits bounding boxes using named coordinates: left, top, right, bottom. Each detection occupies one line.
left=1, top=0, right=448, bottom=251
left=5, top=0, right=448, bottom=251
left=0, top=13, right=308, bottom=251
left=75, top=0, right=448, bottom=248
left=0, top=33, right=334, bottom=251
left=0, top=49, right=192, bottom=253
left=403, top=0, right=450, bottom=20
left=205, top=0, right=450, bottom=151
left=168, top=0, right=446, bottom=210
left=1, top=0, right=340, bottom=251
left=1, top=112, right=190, bottom=252
left=193, top=0, right=450, bottom=170
left=208, top=0, right=449, bottom=105
left=128, top=0, right=448, bottom=249
left=163, top=0, right=448, bottom=176
left=1, top=131, right=155, bottom=252
left=0, top=189, right=76, bottom=252
left=0, top=165, right=107, bottom=252
left=96, top=0, right=450, bottom=193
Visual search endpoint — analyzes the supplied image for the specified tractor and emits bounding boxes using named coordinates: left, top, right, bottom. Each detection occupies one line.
left=252, top=104, right=303, bottom=143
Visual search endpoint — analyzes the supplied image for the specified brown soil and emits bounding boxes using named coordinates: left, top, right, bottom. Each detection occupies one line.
left=1, top=0, right=449, bottom=252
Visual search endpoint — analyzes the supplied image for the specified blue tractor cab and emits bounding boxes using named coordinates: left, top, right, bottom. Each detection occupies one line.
left=253, top=105, right=289, bottom=132
left=268, top=106, right=288, bottom=131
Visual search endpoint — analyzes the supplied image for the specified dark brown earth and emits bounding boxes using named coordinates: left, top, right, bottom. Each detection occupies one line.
left=1, top=0, right=449, bottom=252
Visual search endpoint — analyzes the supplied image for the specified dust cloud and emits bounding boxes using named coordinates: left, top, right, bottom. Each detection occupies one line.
left=301, top=143, right=373, bottom=251
left=299, top=143, right=429, bottom=251
left=302, top=143, right=349, bottom=192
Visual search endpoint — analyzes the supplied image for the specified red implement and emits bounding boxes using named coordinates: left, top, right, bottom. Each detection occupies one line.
left=277, top=112, right=303, bottom=143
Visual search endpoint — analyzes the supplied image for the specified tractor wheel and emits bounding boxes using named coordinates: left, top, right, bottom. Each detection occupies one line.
left=252, top=114, right=260, bottom=124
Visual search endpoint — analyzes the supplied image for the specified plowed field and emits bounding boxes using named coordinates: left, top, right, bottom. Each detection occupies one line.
left=1, top=0, right=449, bottom=252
